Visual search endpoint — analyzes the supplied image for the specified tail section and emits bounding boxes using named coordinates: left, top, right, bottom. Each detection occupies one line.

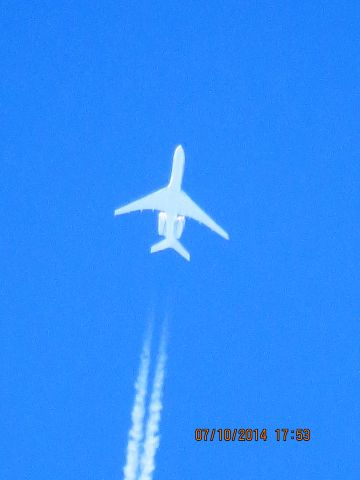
left=150, top=238, right=190, bottom=261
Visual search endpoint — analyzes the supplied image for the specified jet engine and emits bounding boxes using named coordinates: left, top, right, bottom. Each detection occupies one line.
left=158, top=212, right=167, bottom=236
left=175, top=215, right=185, bottom=239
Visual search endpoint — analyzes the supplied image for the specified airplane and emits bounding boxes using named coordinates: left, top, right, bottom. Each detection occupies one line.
left=114, top=145, right=229, bottom=261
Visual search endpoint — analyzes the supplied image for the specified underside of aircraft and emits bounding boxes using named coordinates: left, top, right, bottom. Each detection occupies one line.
left=114, top=145, right=229, bottom=261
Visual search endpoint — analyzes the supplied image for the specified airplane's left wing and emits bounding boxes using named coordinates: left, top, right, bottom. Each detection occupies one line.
left=178, top=191, right=229, bottom=240
left=114, top=188, right=168, bottom=216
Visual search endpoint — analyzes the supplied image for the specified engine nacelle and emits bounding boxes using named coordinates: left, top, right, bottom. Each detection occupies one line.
left=158, top=212, right=167, bottom=236
left=175, top=216, right=185, bottom=239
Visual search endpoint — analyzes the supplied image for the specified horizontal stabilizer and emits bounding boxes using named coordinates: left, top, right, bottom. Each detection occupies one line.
left=150, top=238, right=190, bottom=261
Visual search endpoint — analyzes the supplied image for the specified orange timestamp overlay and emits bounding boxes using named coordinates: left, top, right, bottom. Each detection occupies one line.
left=194, top=428, right=311, bottom=442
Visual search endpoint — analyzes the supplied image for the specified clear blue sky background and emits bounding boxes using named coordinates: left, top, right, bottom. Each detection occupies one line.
left=2, top=2, right=359, bottom=479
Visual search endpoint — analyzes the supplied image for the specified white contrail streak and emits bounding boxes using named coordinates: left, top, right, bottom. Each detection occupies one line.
left=138, top=326, right=167, bottom=480
left=123, top=329, right=152, bottom=480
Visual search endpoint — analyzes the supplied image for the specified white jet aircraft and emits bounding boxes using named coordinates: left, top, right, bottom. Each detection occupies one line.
left=114, top=145, right=229, bottom=261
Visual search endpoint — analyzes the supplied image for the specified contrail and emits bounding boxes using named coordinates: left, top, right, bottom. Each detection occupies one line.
left=123, top=328, right=152, bottom=480
left=138, top=325, right=167, bottom=480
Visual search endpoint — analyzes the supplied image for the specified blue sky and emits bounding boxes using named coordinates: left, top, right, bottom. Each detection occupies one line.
left=2, top=1, right=359, bottom=479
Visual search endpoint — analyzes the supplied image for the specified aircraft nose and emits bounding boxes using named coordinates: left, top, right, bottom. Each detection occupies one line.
left=174, top=145, right=185, bottom=162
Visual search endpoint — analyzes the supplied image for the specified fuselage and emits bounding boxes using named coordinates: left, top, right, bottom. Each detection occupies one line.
left=167, top=145, right=185, bottom=192
left=158, top=145, right=186, bottom=241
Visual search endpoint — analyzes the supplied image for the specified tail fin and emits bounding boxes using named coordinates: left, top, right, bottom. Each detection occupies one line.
left=150, top=238, right=190, bottom=261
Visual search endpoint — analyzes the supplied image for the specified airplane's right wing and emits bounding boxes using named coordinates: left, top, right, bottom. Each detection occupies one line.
left=114, top=188, right=168, bottom=216
left=178, top=191, right=229, bottom=240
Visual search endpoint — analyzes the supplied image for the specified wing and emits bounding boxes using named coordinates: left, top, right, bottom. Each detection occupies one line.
left=114, top=188, right=168, bottom=216
left=178, top=191, right=229, bottom=240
